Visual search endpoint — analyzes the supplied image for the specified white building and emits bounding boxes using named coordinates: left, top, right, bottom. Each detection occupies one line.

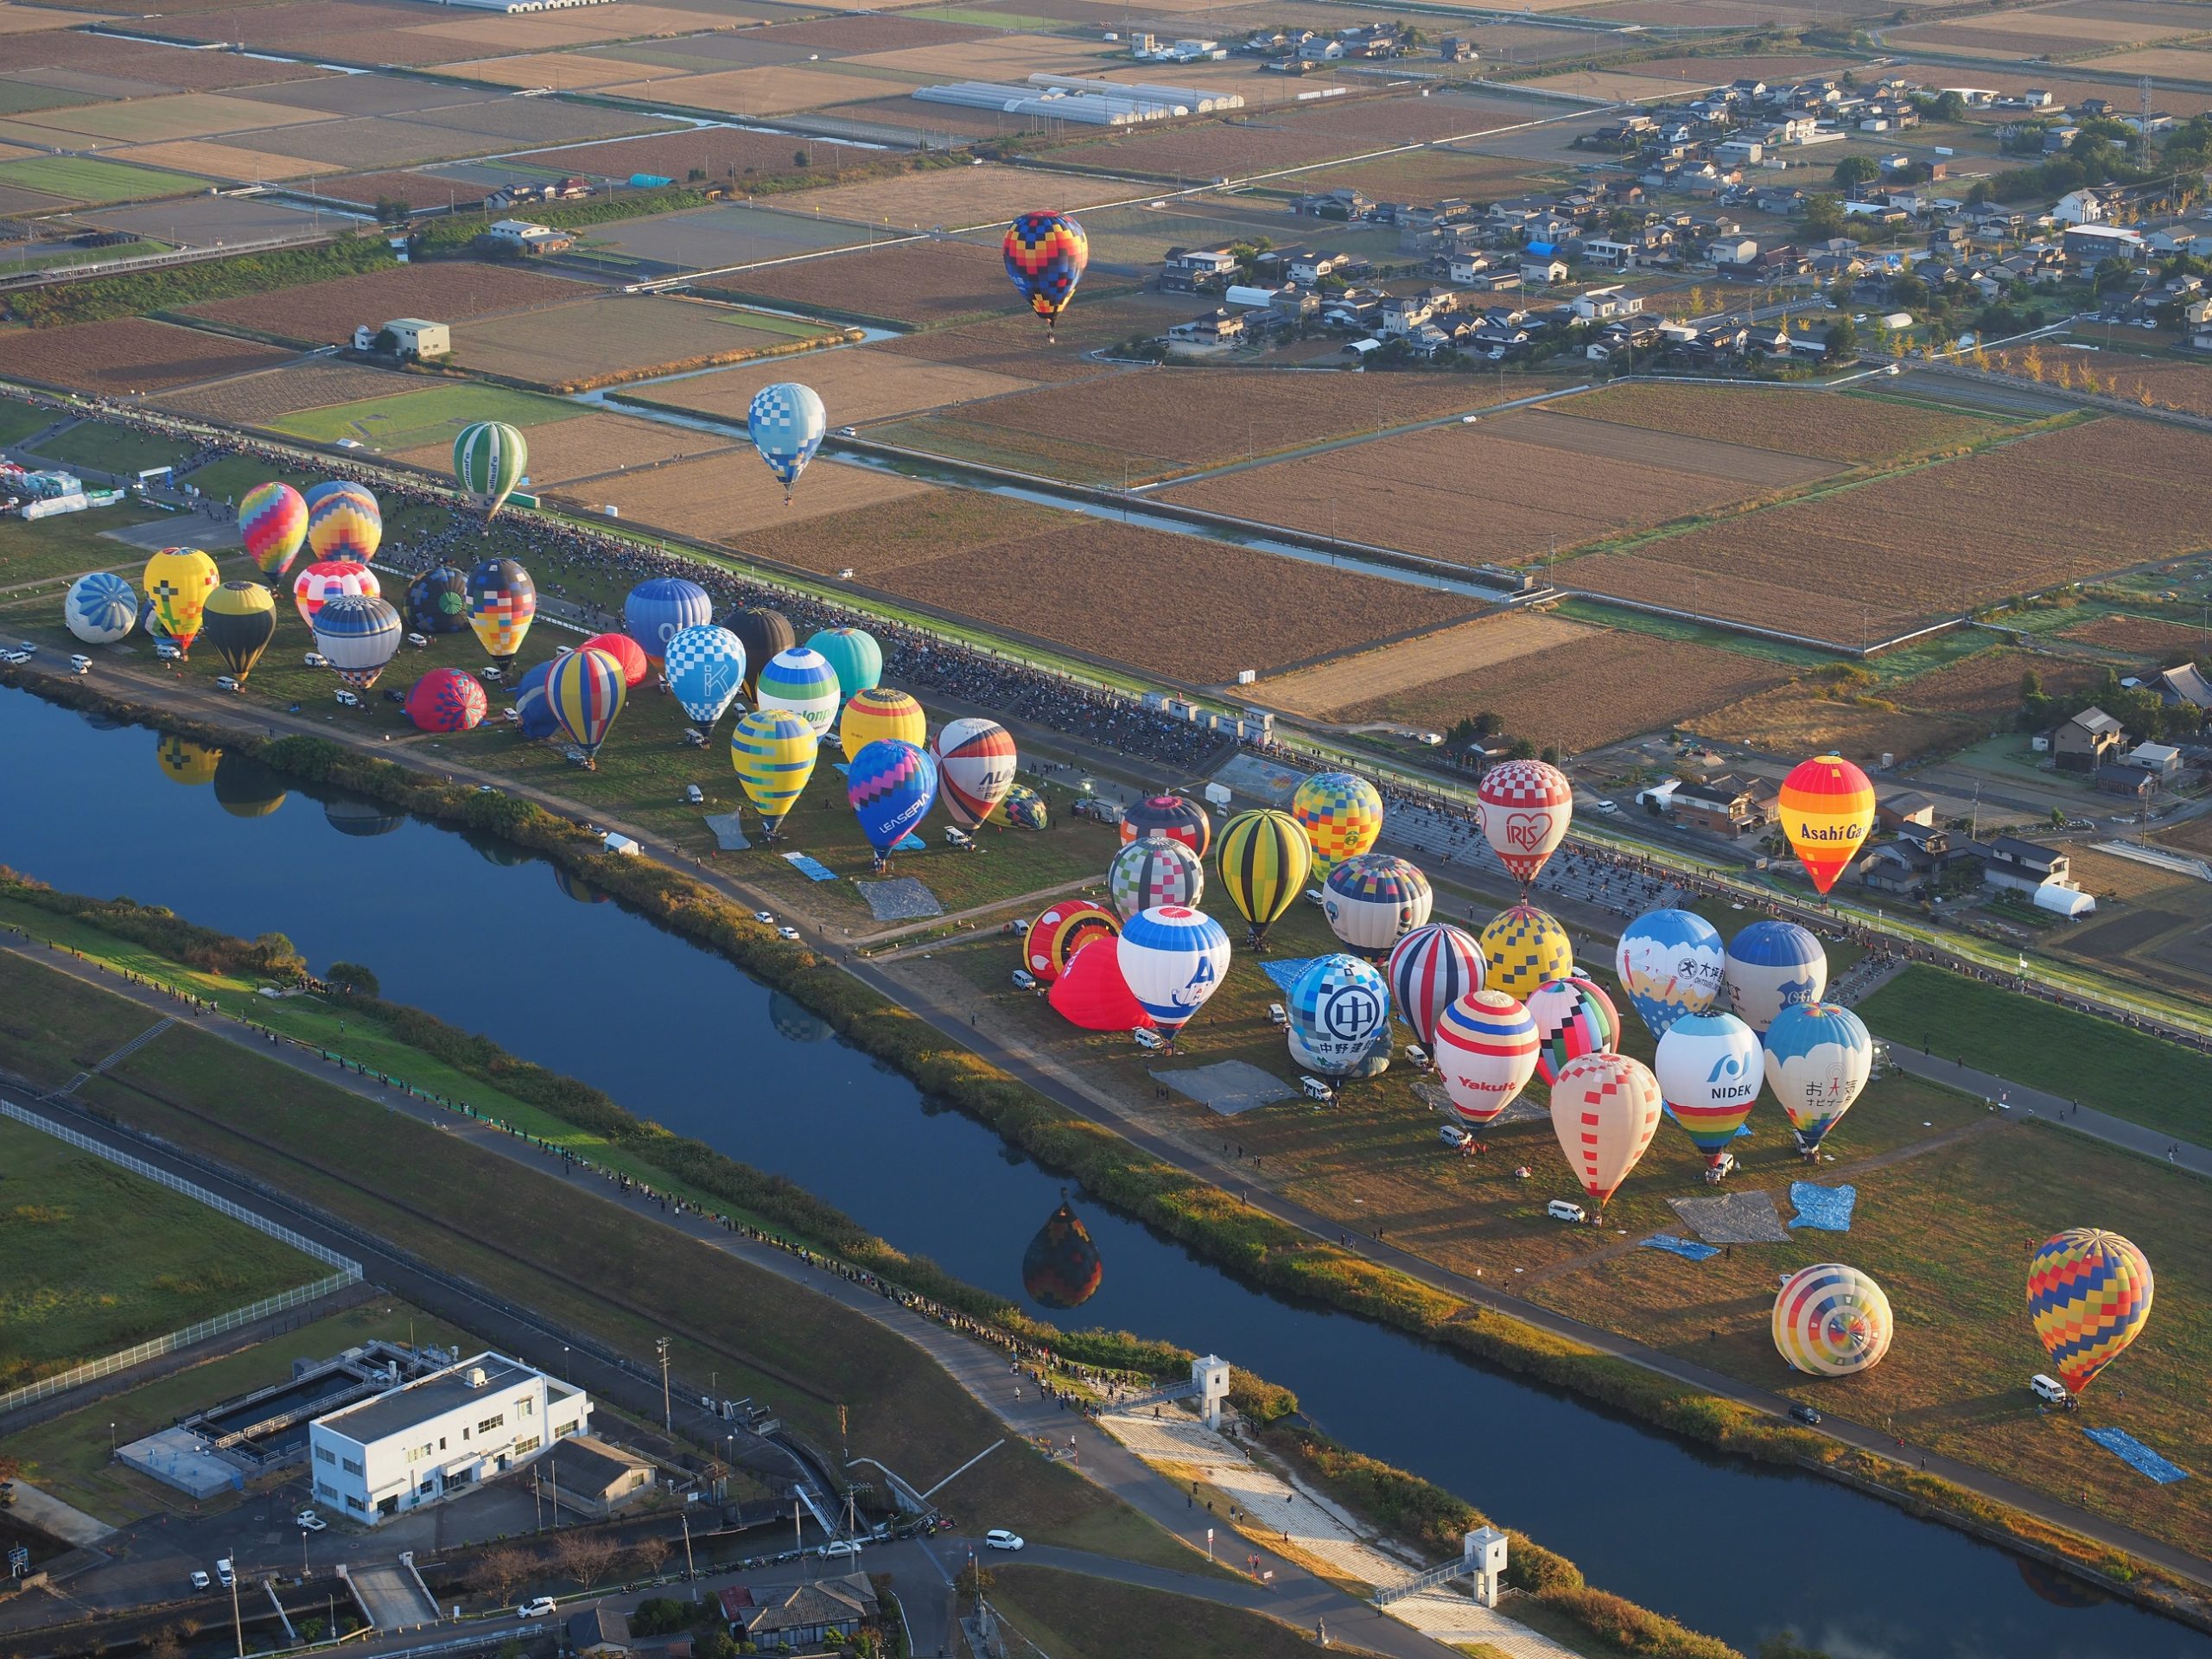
left=384, top=317, right=450, bottom=359
left=309, top=1353, right=589, bottom=1525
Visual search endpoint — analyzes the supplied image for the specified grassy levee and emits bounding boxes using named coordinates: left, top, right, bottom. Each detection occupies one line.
left=982, top=1566, right=1389, bottom=1659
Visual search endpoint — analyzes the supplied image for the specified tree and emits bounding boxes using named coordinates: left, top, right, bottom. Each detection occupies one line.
left=146, top=1630, right=184, bottom=1659
left=628, top=1536, right=674, bottom=1583
left=1832, top=155, right=1881, bottom=191
left=251, top=931, right=305, bottom=979
left=1826, top=315, right=1858, bottom=358
left=2020, top=667, right=2044, bottom=702
left=373, top=197, right=411, bottom=225
left=793, top=149, right=810, bottom=168
left=555, top=1530, right=621, bottom=1592
left=470, top=1547, right=534, bottom=1606
left=687, top=168, right=707, bottom=182
left=325, top=961, right=380, bottom=998
left=1472, top=711, right=1504, bottom=738
left=1506, top=736, right=1537, bottom=760
left=954, top=1560, right=994, bottom=1609
left=1802, top=194, right=1846, bottom=241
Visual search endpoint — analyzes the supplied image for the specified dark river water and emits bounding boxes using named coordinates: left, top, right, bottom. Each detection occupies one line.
left=3, top=686, right=2202, bottom=1659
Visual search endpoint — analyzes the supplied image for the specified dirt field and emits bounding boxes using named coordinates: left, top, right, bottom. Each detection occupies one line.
left=442, top=53, right=674, bottom=89
left=565, top=451, right=928, bottom=539
left=393, top=411, right=735, bottom=486
left=2083, top=48, right=2212, bottom=79
left=0, top=5, right=107, bottom=32
left=1899, top=645, right=2106, bottom=720
left=243, top=116, right=530, bottom=171
left=153, top=361, right=420, bottom=423
left=1166, top=415, right=1812, bottom=562
left=1522, top=67, right=1723, bottom=100
left=1988, top=346, right=2212, bottom=416
left=634, top=346, right=1034, bottom=428
left=1553, top=384, right=1999, bottom=465
left=838, top=310, right=1128, bottom=384
left=771, top=165, right=1131, bottom=231
left=579, top=202, right=861, bottom=272
left=1281, top=628, right=1790, bottom=750
left=2058, top=613, right=2212, bottom=657
left=871, top=518, right=1484, bottom=680
left=18, top=92, right=331, bottom=145
left=1290, top=148, right=1567, bottom=206
left=849, top=35, right=1115, bottom=79
left=737, top=489, right=1063, bottom=577
left=1888, top=2, right=2202, bottom=57
left=1055, top=90, right=1527, bottom=179
left=315, top=169, right=479, bottom=210
left=1560, top=416, right=2212, bottom=643
left=1477, top=406, right=1834, bottom=486
left=0, top=319, right=290, bottom=393
left=183, top=262, right=597, bottom=344
left=1249, top=611, right=1596, bottom=715
left=493, top=127, right=874, bottom=186
left=1687, top=686, right=1975, bottom=766
left=449, top=294, right=834, bottom=391
left=600, top=65, right=899, bottom=118
left=107, top=140, right=345, bottom=181
left=701, top=238, right=1018, bottom=327
left=2, top=31, right=331, bottom=91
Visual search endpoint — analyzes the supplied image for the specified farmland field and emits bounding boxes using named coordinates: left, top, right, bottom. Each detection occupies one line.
left=1898, top=645, right=2106, bottom=719
left=869, top=294, right=1185, bottom=381
left=315, top=168, right=481, bottom=209
left=0, top=319, right=290, bottom=393
left=1560, top=416, right=2212, bottom=642
left=768, top=164, right=1132, bottom=231
left=1249, top=611, right=1596, bottom=716
left=153, top=361, right=420, bottom=423
left=493, top=127, right=876, bottom=186
left=182, top=260, right=598, bottom=344
left=448, top=294, right=836, bottom=391
left=0, top=155, right=209, bottom=203
left=578, top=201, right=861, bottom=271
left=738, top=489, right=1063, bottom=576
left=2058, top=612, right=2212, bottom=656
left=599, top=65, right=902, bottom=118
left=569, top=451, right=929, bottom=538
left=395, top=412, right=735, bottom=486
left=1886, top=1, right=2202, bottom=57
left=698, top=238, right=1020, bottom=326
left=1552, top=383, right=2000, bottom=465
left=109, top=139, right=346, bottom=181
left=1253, top=625, right=1788, bottom=748
left=1165, top=412, right=1825, bottom=562
left=1687, top=683, right=1976, bottom=766
left=630, top=346, right=1035, bottom=427
left=16, top=91, right=333, bottom=144
left=3, top=31, right=334, bottom=93
left=2078, top=46, right=2212, bottom=79
left=1988, top=345, right=2212, bottom=416
left=268, top=383, right=588, bottom=453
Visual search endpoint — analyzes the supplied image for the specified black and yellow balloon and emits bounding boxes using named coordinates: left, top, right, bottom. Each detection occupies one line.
left=157, top=734, right=221, bottom=786
left=1215, top=808, right=1313, bottom=945
left=213, top=753, right=287, bottom=819
left=202, top=581, right=278, bottom=683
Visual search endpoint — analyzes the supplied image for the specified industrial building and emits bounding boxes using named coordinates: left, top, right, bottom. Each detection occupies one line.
left=912, top=74, right=1240, bottom=126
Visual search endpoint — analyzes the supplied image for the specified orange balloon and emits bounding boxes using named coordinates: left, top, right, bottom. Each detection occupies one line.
left=1777, top=753, right=1874, bottom=894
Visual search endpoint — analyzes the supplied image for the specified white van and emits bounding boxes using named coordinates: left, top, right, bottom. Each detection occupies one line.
left=684, top=785, right=704, bottom=804
left=2030, top=1374, right=2075, bottom=1408
left=1439, top=1122, right=1471, bottom=1149
left=334, top=689, right=361, bottom=709
left=1299, top=1076, right=1334, bottom=1103
left=1403, top=1043, right=1431, bottom=1071
left=214, top=674, right=241, bottom=692
left=1011, top=969, right=1038, bottom=992
left=302, top=651, right=327, bottom=668
left=69, top=654, right=92, bottom=674
left=480, top=665, right=504, bottom=683
left=406, top=632, right=429, bottom=649
left=1546, top=1198, right=1588, bottom=1224
left=1133, top=1028, right=1165, bottom=1052
left=1266, top=1002, right=1287, bottom=1027
left=156, top=641, right=182, bottom=661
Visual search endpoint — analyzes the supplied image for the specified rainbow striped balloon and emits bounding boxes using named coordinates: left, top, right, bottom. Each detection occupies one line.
left=2027, top=1229, right=2153, bottom=1395
left=1386, top=922, right=1484, bottom=1052
left=1432, top=988, right=1537, bottom=1127
left=1774, top=1264, right=1894, bottom=1377
left=239, top=481, right=307, bottom=579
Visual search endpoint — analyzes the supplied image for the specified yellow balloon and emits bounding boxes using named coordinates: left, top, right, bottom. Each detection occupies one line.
left=839, top=686, right=925, bottom=764
left=143, top=547, right=219, bottom=655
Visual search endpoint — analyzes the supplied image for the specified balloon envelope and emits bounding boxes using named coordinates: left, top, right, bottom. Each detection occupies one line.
left=407, top=667, right=489, bottom=733
left=1109, top=835, right=1204, bottom=921
left=756, top=645, right=840, bottom=737
left=664, top=625, right=747, bottom=727
left=202, top=582, right=276, bottom=682
left=1022, top=1198, right=1103, bottom=1309
left=143, top=547, right=219, bottom=652
left=1478, top=903, right=1572, bottom=1000
left=311, top=593, right=402, bottom=690
left=1286, top=954, right=1392, bottom=1078
left=514, top=660, right=560, bottom=739
left=730, top=707, right=818, bottom=830
left=1386, top=922, right=1484, bottom=1052
left=1774, top=1264, right=1894, bottom=1378
left=1725, top=920, right=1827, bottom=1035
left=548, top=645, right=627, bottom=755
left=1001, top=784, right=1048, bottom=830
left=1323, top=853, right=1433, bottom=957
left=1433, top=988, right=1538, bottom=1125
left=1003, top=210, right=1089, bottom=327
left=212, top=752, right=286, bottom=819
left=625, top=577, right=712, bottom=665
left=1215, top=809, right=1311, bottom=941
left=66, top=571, right=137, bottom=645
left=1116, top=906, right=1230, bottom=1039
left=748, top=382, right=827, bottom=495
left=467, top=558, right=536, bottom=670
left=453, top=421, right=527, bottom=518
left=933, top=717, right=1018, bottom=828
left=294, top=559, right=378, bottom=627
left=1654, top=1011, right=1762, bottom=1165
left=840, top=686, right=925, bottom=764
left=239, top=482, right=307, bottom=579
left=847, top=739, right=938, bottom=854
left=1550, top=1052, right=1664, bottom=1210
left=1763, top=1002, right=1872, bottom=1151
left=1051, top=931, right=1152, bottom=1032
left=1024, top=901, right=1118, bottom=984
left=406, top=565, right=470, bottom=635
left=581, top=631, right=649, bottom=690
left=157, top=734, right=220, bottom=785
left=305, top=485, right=379, bottom=563
left=1478, top=758, right=1573, bottom=886
left=1122, top=794, right=1210, bottom=859
left=1616, top=908, right=1725, bottom=1041
left=1778, top=753, right=1875, bottom=895
left=1527, top=976, right=1619, bottom=1086
left=728, top=607, right=793, bottom=698
left=1292, top=771, right=1382, bottom=878
left=808, top=627, right=880, bottom=713
left=2027, top=1229, right=2153, bottom=1395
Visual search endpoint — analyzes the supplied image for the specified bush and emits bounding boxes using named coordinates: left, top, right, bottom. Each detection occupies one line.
left=0, top=872, right=305, bottom=981
left=9, top=238, right=392, bottom=327
left=326, top=961, right=380, bottom=997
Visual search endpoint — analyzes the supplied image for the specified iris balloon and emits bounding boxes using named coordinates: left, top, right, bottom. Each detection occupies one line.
left=755, top=645, right=840, bottom=738
left=1287, top=954, right=1392, bottom=1080
left=1121, top=794, right=1211, bottom=859
left=201, top=582, right=277, bottom=683
left=406, top=565, right=470, bottom=636
left=1763, top=1002, right=1872, bottom=1154
left=1023, top=900, right=1118, bottom=984
left=239, top=482, right=307, bottom=580
left=847, top=739, right=938, bottom=861
left=1654, top=1011, right=1762, bottom=1171
left=406, top=667, right=489, bottom=734
left=808, top=627, right=880, bottom=716
left=729, top=707, right=818, bottom=838
left=294, top=559, right=378, bottom=627
left=1614, top=907, right=1724, bottom=1042
left=1526, top=976, right=1619, bottom=1086
left=1477, top=758, right=1573, bottom=889
left=1386, top=921, right=1484, bottom=1052
left=2027, top=1229, right=2153, bottom=1395
left=1725, top=919, right=1827, bottom=1036
left=1116, top=906, right=1230, bottom=1045
left=1478, top=902, right=1572, bottom=1000
left=453, top=421, right=526, bottom=518
left=548, top=645, right=627, bottom=763
left=1292, top=771, right=1382, bottom=878
left=66, top=572, right=137, bottom=645
left=1003, top=210, right=1088, bottom=340
left=747, top=381, right=827, bottom=503
left=312, top=593, right=402, bottom=690
left=1778, top=753, right=1875, bottom=896
left=1433, top=989, right=1538, bottom=1127
left=1109, top=835, right=1205, bottom=920
left=1550, top=1052, right=1664, bottom=1214
left=839, top=686, right=925, bottom=764
left=1323, top=853, right=1433, bottom=958
left=1215, top=809, right=1311, bottom=946
left=625, top=577, right=712, bottom=666
left=664, top=625, right=747, bottom=728
left=143, top=548, right=219, bottom=656
left=932, top=717, right=1018, bottom=829
left=466, top=557, right=535, bottom=674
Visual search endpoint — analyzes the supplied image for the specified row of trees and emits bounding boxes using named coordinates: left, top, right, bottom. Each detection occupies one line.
left=2021, top=665, right=2208, bottom=746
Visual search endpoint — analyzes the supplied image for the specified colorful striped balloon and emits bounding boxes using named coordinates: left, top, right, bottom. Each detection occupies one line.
left=2027, top=1229, right=2153, bottom=1395
left=1024, top=900, right=1118, bottom=983
left=1433, top=988, right=1538, bottom=1127
left=1526, top=976, right=1618, bottom=1086
left=1478, top=903, right=1572, bottom=1001
left=1215, top=809, right=1311, bottom=944
left=293, top=558, right=378, bottom=626
left=1549, top=1052, right=1663, bottom=1211
left=1386, top=922, right=1484, bottom=1052
left=548, top=645, right=627, bottom=758
left=729, top=707, right=817, bottom=834
left=1116, top=906, right=1230, bottom=1040
left=840, top=685, right=925, bottom=763
left=756, top=645, right=840, bottom=738
left=1777, top=752, right=1875, bottom=895
left=239, top=481, right=307, bottom=579
left=1323, top=853, right=1433, bottom=958
left=311, top=592, right=401, bottom=690
left=1774, top=1264, right=1894, bottom=1378
left=466, top=557, right=534, bottom=671
left=581, top=631, right=649, bottom=690
left=305, top=484, right=379, bottom=563
left=453, top=421, right=526, bottom=518
left=1122, top=794, right=1211, bottom=859
left=934, top=716, right=1018, bottom=829
left=1002, top=210, right=1088, bottom=336
left=847, top=738, right=938, bottom=855
left=1654, top=1010, right=1762, bottom=1167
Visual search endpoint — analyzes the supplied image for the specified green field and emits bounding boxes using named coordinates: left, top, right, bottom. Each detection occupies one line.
left=986, top=1568, right=1344, bottom=1659
left=0, top=80, right=104, bottom=118
left=0, top=402, right=54, bottom=448
left=181, top=453, right=321, bottom=502
left=1857, top=963, right=2212, bottom=1139
left=269, top=385, right=588, bottom=454
left=0, top=1096, right=327, bottom=1391
left=31, top=422, right=194, bottom=478
left=0, top=156, right=210, bottom=206
left=0, top=504, right=165, bottom=589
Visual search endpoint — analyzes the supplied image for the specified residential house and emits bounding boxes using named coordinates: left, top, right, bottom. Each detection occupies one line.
left=1521, top=256, right=1567, bottom=285
left=1440, top=34, right=1478, bottom=60
left=1167, top=308, right=1244, bottom=346
left=2126, top=741, right=2183, bottom=779
left=1444, top=251, right=1497, bottom=284
left=1978, top=835, right=2069, bottom=895
left=1877, top=790, right=1936, bottom=830
left=2158, top=664, right=2212, bottom=709
left=1379, top=293, right=1436, bottom=336
left=2050, top=706, right=2125, bottom=772
left=1707, top=235, right=1759, bottom=268
left=539, top=1437, right=654, bottom=1518
left=568, top=1609, right=630, bottom=1659
left=1571, top=285, right=1643, bottom=321
left=483, top=219, right=573, bottom=256
left=1294, top=188, right=1373, bottom=221
left=1860, top=827, right=1977, bottom=896
left=1714, top=137, right=1764, bottom=166
left=722, top=1574, right=880, bottom=1652
left=1160, top=245, right=1239, bottom=292
left=1669, top=772, right=1770, bottom=836
left=2094, top=763, right=2158, bottom=802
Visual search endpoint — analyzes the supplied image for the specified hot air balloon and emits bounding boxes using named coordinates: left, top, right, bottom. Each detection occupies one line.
left=808, top=627, right=880, bottom=716
left=301, top=481, right=350, bottom=512
left=933, top=716, right=1018, bottom=829
left=1527, top=976, right=1619, bottom=1086
left=1287, top=954, right=1392, bottom=1079
left=327, top=798, right=403, bottom=837
left=755, top=645, right=840, bottom=738
left=1777, top=753, right=1875, bottom=896
left=157, top=734, right=220, bottom=786
left=548, top=645, right=627, bottom=762
left=1323, top=854, right=1433, bottom=958
left=1775, top=1264, right=1894, bottom=1378
left=406, top=667, right=489, bottom=733
left=1291, top=771, right=1382, bottom=878
left=747, top=381, right=827, bottom=503
left=1001, top=784, right=1048, bottom=830
left=293, top=559, right=378, bottom=627
left=201, top=581, right=276, bottom=683
left=66, top=571, right=137, bottom=645
left=1478, top=903, right=1572, bottom=1000
left=212, top=752, right=287, bottom=820
left=514, top=660, right=561, bottom=740
left=1215, top=809, right=1311, bottom=945
left=581, top=631, right=649, bottom=690
left=1478, top=758, right=1573, bottom=889
left=1724, top=919, right=1827, bottom=1036
left=1655, top=1011, right=1762, bottom=1171
left=306, top=483, right=379, bottom=563
left=730, top=707, right=817, bottom=838
left=1550, top=1052, right=1663, bottom=1214
left=1109, top=835, right=1204, bottom=920
left=769, top=992, right=830, bottom=1043
left=1050, top=931, right=1152, bottom=1032
left=848, top=738, right=938, bottom=861
left=625, top=576, right=712, bottom=666
left=239, top=481, right=307, bottom=580
left=405, top=565, right=470, bottom=636
left=2028, top=1229, right=2153, bottom=1396
left=1386, top=922, right=1484, bottom=1052
left=453, top=421, right=527, bottom=518
left=1024, top=900, right=1118, bottom=984
left=1433, top=989, right=1539, bottom=1126
left=1764, top=1003, right=1872, bottom=1154
left=143, top=547, right=219, bottom=656
left=1615, top=908, right=1725, bottom=1042
left=467, top=557, right=536, bottom=674
left=1003, top=210, right=1088, bottom=340
left=839, top=686, right=925, bottom=764
left=312, top=593, right=402, bottom=690
left=1023, top=1193, right=1104, bottom=1309
left=1117, top=906, right=1229, bottom=1045
left=1121, top=794, right=1211, bottom=859
left=664, top=625, right=747, bottom=728
left=728, top=607, right=794, bottom=699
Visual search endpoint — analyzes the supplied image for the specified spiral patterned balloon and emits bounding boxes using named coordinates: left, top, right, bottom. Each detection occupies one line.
left=1773, top=1263, right=1894, bottom=1378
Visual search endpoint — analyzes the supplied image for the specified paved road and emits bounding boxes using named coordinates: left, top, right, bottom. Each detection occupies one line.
left=1885, top=1045, right=2212, bottom=1178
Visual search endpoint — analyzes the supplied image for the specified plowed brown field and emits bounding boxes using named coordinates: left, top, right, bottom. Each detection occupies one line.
left=2058, top=613, right=2212, bottom=656
left=1552, top=383, right=1997, bottom=464
left=184, top=261, right=594, bottom=344
left=0, top=319, right=289, bottom=392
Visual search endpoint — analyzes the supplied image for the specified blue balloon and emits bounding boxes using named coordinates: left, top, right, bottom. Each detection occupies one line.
left=747, top=382, right=826, bottom=495
left=624, top=577, right=713, bottom=665
left=1287, top=954, right=1391, bottom=1078
left=514, top=659, right=561, bottom=740
left=1724, top=919, right=1827, bottom=1036
left=664, top=624, right=747, bottom=727
left=847, top=739, right=938, bottom=855
left=1614, top=907, right=1725, bottom=1043
left=67, top=571, right=137, bottom=644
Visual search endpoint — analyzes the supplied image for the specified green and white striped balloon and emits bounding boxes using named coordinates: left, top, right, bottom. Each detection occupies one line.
left=453, top=420, right=527, bottom=518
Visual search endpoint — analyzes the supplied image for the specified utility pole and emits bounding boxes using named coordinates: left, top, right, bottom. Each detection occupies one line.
left=681, top=1512, right=696, bottom=1583
left=656, top=1338, right=671, bottom=1432
left=229, top=1557, right=245, bottom=1659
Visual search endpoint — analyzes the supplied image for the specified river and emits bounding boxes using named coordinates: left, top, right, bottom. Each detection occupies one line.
left=2, top=686, right=2201, bottom=1659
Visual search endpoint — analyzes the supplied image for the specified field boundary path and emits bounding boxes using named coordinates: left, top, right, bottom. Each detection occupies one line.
left=1883, top=1046, right=2212, bottom=1179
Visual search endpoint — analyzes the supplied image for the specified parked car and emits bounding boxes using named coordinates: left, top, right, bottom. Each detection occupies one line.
left=777, top=925, right=800, bottom=942
left=1403, top=1043, right=1430, bottom=1071
left=985, top=1530, right=1026, bottom=1552
left=2031, top=1373, right=2076, bottom=1409
left=69, top=654, right=92, bottom=674
left=754, top=911, right=776, bottom=925
left=1011, top=969, right=1038, bottom=992
left=684, top=785, right=704, bottom=804
left=216, top=1560, right=235, bottom=1589
left=518, top=1599, right=558, bottom=1619
left=1439, top=1122, right=1472, bottom=1149
left=190, top=1572, right=211, bottom=1592
left=817, top=1540, right=862, bottom=1560
left=213, top=674, right=241, bottom=692
left=1546, top=1199, right=1587, bottom=1224
left=1787, top=1403, right=1822, bottom=1427
left=302, top=652, right=327, bottom=668
left=1266, top=1002, right=1287, bottom=1027
left=405, top=632, right=429, bottom=649
left=334, top=689, right=361, bottom=709
left=382, top=688, right=407, bottom=704
left=1133, top=1028, right=1164, bottom=1052
left=1299, top=1075, right=1334, bottom=1103
left=295, top=1510, right=327, bottom=1532
left=156, top=642, right=182, bottom=661
left=836, top=425, right=858, bottom=438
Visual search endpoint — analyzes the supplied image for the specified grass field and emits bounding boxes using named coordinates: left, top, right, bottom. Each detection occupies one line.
left=0, top=1088, right=327, bottom=1390
left=0, top=505, right=167, bottom=588
left=986, top=1567, right=1346, bottom=1659
left=0, top=400, right=54, bottom=448
left=30, top=423, right=194, bottom=477
left=0, top=155, right=210, bottom=204
left=394, top=412, right=734, bottom=488
left=269, top=383, right=589, bottom=453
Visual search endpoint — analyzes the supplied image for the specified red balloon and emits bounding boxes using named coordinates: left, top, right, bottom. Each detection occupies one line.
left=1049, top=934, right=1154, bottom=1032
left=581, top=632, right=649, bottom=688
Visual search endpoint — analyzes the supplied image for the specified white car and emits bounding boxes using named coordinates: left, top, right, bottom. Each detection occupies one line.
left=754, top=911, right=775, bottom=925
left=190, top=1571, right=211, bottom=1592
left=836, top=425, right=857, bottom=438
left=518, top=1598, right=558, bottom=1619
left=215, top=674, right=242, bottom=693
left=0, top=650, right=27, bottom=665
left=69, top=653, right=92, bottom=675
left=684, top=785, right=704, bottom=804
left=1132, top=1028, right=1164, bottom=1052
left=216, top=1560, right=235, bottom=1589
left=985, top=1529, right=1026, bottom=1552
left=294, top=1510, right=327, bottom=1532
left=817, top=1540, right=862, bottom=1560
left=1546, top=1199, right=1587, bottom=1224
left=302, top=652, right=327, bottom=668
left=1439, top=1122, right=1471, bottom=1149
left=778, top=925, right=800, bottom=942
left=156, top=642, right=183, bottom=661
left=334, top=689, right=361, bottom=709
left=1011, top=969, right=1038, bottom=991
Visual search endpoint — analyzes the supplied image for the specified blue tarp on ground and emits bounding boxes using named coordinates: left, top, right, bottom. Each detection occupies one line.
left=1789, top=1181, right=1858, bottom=1232
left=1259, top=957, right=1322, bottom=993
left=895, top=831, right=925, bottom=852
left=1642, top=1235, right=1720, bottom=1262
left=2084, top=1427, right=2191, bottom=1484
left=781, top=851, right=837, bottom=881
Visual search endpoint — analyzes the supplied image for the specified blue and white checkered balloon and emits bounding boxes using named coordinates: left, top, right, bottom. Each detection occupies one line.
left=747, top=381, right=828, bottom=496
left=664, top=624, right=747, bottom=728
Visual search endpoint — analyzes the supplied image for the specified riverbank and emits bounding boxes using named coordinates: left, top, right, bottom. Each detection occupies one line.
left=6, top=665, right=2209, bottom=1634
